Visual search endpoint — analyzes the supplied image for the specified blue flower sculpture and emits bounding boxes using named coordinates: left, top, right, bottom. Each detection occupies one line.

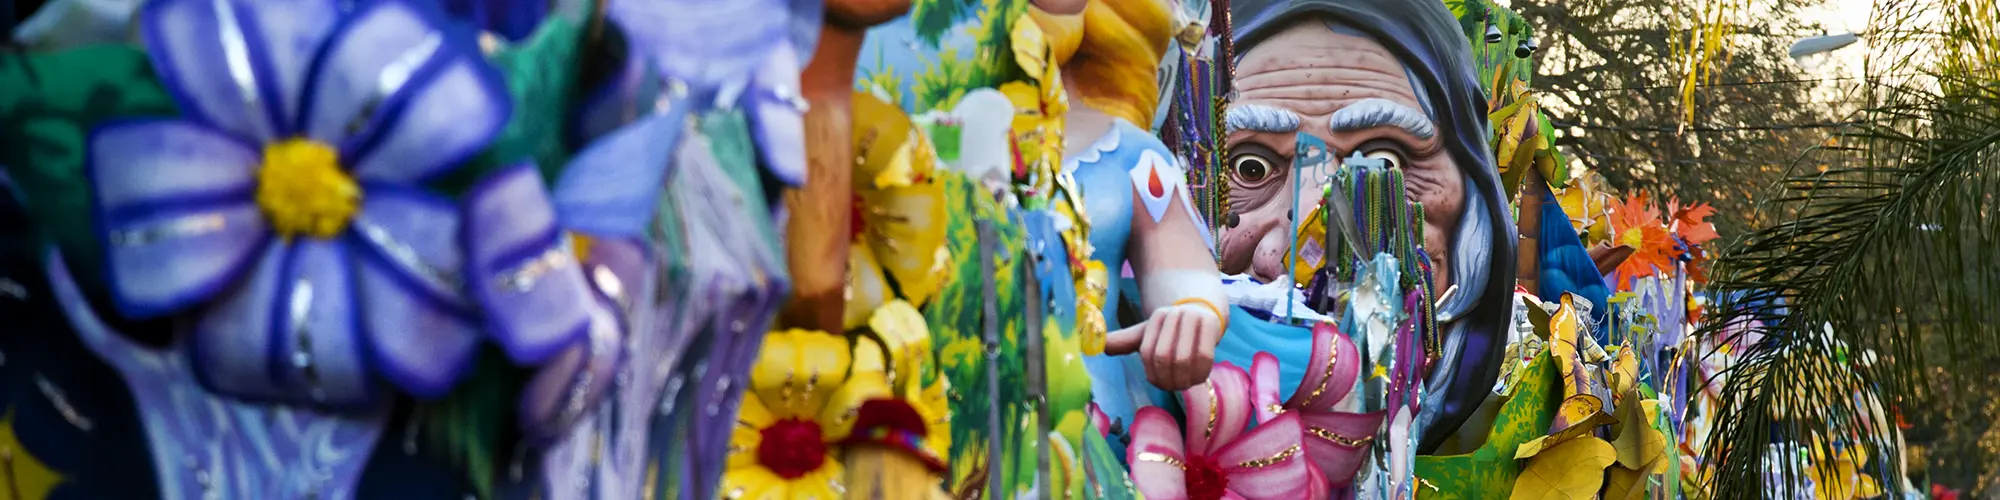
left=87, top=0, right=516, bottom=407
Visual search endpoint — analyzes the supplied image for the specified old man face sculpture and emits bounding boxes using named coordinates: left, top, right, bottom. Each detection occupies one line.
left=1222, top=0, right=1517, bottom=452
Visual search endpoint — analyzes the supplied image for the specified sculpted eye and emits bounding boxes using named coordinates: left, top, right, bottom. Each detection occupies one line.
left=1363, top=148, right=1405, bottom=170
left=1232, top=154, right=1273, bottom=183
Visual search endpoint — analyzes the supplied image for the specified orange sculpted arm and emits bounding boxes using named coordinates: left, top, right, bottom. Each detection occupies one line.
left=780, top=0, right=909, bottom=333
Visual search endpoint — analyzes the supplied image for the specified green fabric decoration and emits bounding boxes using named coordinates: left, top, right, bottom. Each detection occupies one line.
left=0, top=44, right=177, bottom=294
left=435, top=14, right=589, bottom=195
left=417, top=347, right=527, bottom=500
left=1414, top=351, right=1561, bottom=497
left=1080, top=421, right=1143, bottom=499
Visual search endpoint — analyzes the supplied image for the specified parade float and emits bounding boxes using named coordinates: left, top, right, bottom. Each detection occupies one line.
left=0, top=0, right=1919, bottom=498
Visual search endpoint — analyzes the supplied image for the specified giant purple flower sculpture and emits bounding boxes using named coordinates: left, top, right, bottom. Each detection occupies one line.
left=88, top=0, right=511, bottom=406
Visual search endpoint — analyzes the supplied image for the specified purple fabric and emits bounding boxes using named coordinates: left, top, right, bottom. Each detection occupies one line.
left=607, top=0, right=786, bottom=93
left=48, top=250, right=389, bottom=499
left=552, top=113, right=688, bottom=238
left=741, top=47, right=806, bottom=186
left=571, top=51, right=650, bottom=144
left=618, top=124, right=789, bottom=500
left=517, top=297, right=622, bottom=442
left=606, top=0, right=818, bottom=187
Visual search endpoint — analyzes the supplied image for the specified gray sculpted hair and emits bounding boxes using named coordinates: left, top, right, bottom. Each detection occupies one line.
left=1224, top=104, right=1303, bottom=133
left=1327, top=98, right=1437, bottom=139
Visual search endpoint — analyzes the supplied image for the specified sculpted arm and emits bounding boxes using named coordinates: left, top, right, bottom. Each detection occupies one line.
left=1106, top=154, right=1228, bottom=390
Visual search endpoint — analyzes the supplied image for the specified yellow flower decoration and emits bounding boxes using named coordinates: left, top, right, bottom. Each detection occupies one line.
left=1808, top=440, right=1883, bottom=500
left=1554, top=172, right=1618, bottom=246
left=845, top=92, right=953, bottom=330
left=866, top=300, right=952, bottom=457
left=1075, top=259, right=1111, bottom=356
left=724, top=329, right=889, bottom=499
left=1003, top=10, right=1070, bottom=204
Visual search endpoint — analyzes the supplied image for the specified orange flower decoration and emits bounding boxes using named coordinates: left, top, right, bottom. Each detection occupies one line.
left=1667, top=199, right=1720, bottom=246
left=1606, top=193, right=1680, bottom=291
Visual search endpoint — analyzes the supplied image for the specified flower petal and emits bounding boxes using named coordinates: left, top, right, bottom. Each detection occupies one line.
left=301, top=0, right=503, bottom=183
left=819, top=337, right=892, bottom=441
left=1182, top=362, right=1253, bottom=455
left=1304, top=461, right=1330, bottom=500
left=742, top=47, right=806, bottom=186
left=749, top=329, right=852, bottom=420
left=1214, top=413, right=1311, bottom=500
left=89, top=120, right=258, bottom=217
left=190, top=242, right=292, bottom=400
left=518, top=298, right=623, bottom=441
left=1288, top=322, right=1362, bottom=411
left=787, top=464, right=847, bottom=500
left=1298, top=411, right=1386, bottom=488
left=350, top=183, right=464, bottom=304
left=1127, top=406, right=1190, bottom=500
left=729, top=397, right=771, bottom=469
left=100, top=204, right=269, bottom=319
left=354, top=247, right=481, bottom=397
left=343, top=52, right=507, bottom=183
left=191, top=240, right=375, bottom=407
left=552, top=112, right=688, bottom=238
left=140, top=0, right=316, bottom=141
left=89, top=121, right=266, bottom=317
left=266, top=239, right=376, bottom=406
left=857, top=181, right=950, bottom=307
left=843, top=248, right=890, bottom=331
left=1251, top=352, right=1283, bottom=424
left=719, top=466, right=787, bottom=500
left=462, top=164, right=593, bottom=364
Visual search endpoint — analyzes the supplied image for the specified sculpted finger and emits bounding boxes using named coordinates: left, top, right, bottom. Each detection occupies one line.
left=1152, top=312, right=1176, bottom=390
left=1184, top=312, right=1216, bottom=378
left=1104, top=326, right=1145, bottom=355
left=1141, top=318, right=1166, bottom=388
left=1172, top=310, right=1200, bottom=388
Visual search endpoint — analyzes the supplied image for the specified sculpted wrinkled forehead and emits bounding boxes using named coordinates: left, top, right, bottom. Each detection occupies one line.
left=1234, top=20, right=1428, bottom=120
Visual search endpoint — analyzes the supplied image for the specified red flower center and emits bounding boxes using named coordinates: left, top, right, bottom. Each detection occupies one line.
left=1185, top=454, right=1230, bottom=500
left=756, top=418, right=827, bottom=479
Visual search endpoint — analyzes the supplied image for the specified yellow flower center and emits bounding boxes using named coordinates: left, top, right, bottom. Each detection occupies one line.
left=1619, top=227, right=1646, bottom=249
left=570, top=233, right=596, bottom=262
left=256, top=139, right=360, bottom=239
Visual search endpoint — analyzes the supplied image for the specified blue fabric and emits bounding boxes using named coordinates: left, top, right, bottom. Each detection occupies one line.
left=1533, top=185, right=1611, bottom=343
left=1212, top=306, right=1316, bottom=402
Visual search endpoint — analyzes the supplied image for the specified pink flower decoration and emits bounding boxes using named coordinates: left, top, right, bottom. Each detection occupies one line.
left=1251, top=322, right=1387, bottom=490
left=1128, top=362, right=1316, bottom=500
left=1090, top=402, right=1114, bottom=438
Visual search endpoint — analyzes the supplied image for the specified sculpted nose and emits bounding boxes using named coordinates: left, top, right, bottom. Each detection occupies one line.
left=1250, top=224, right=1291, bottom=283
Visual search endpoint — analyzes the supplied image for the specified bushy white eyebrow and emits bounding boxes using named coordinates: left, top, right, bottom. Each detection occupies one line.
left=1327, top=98, right=1436, bottom=139
left=1224, top=104, right=1303, bottom=134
